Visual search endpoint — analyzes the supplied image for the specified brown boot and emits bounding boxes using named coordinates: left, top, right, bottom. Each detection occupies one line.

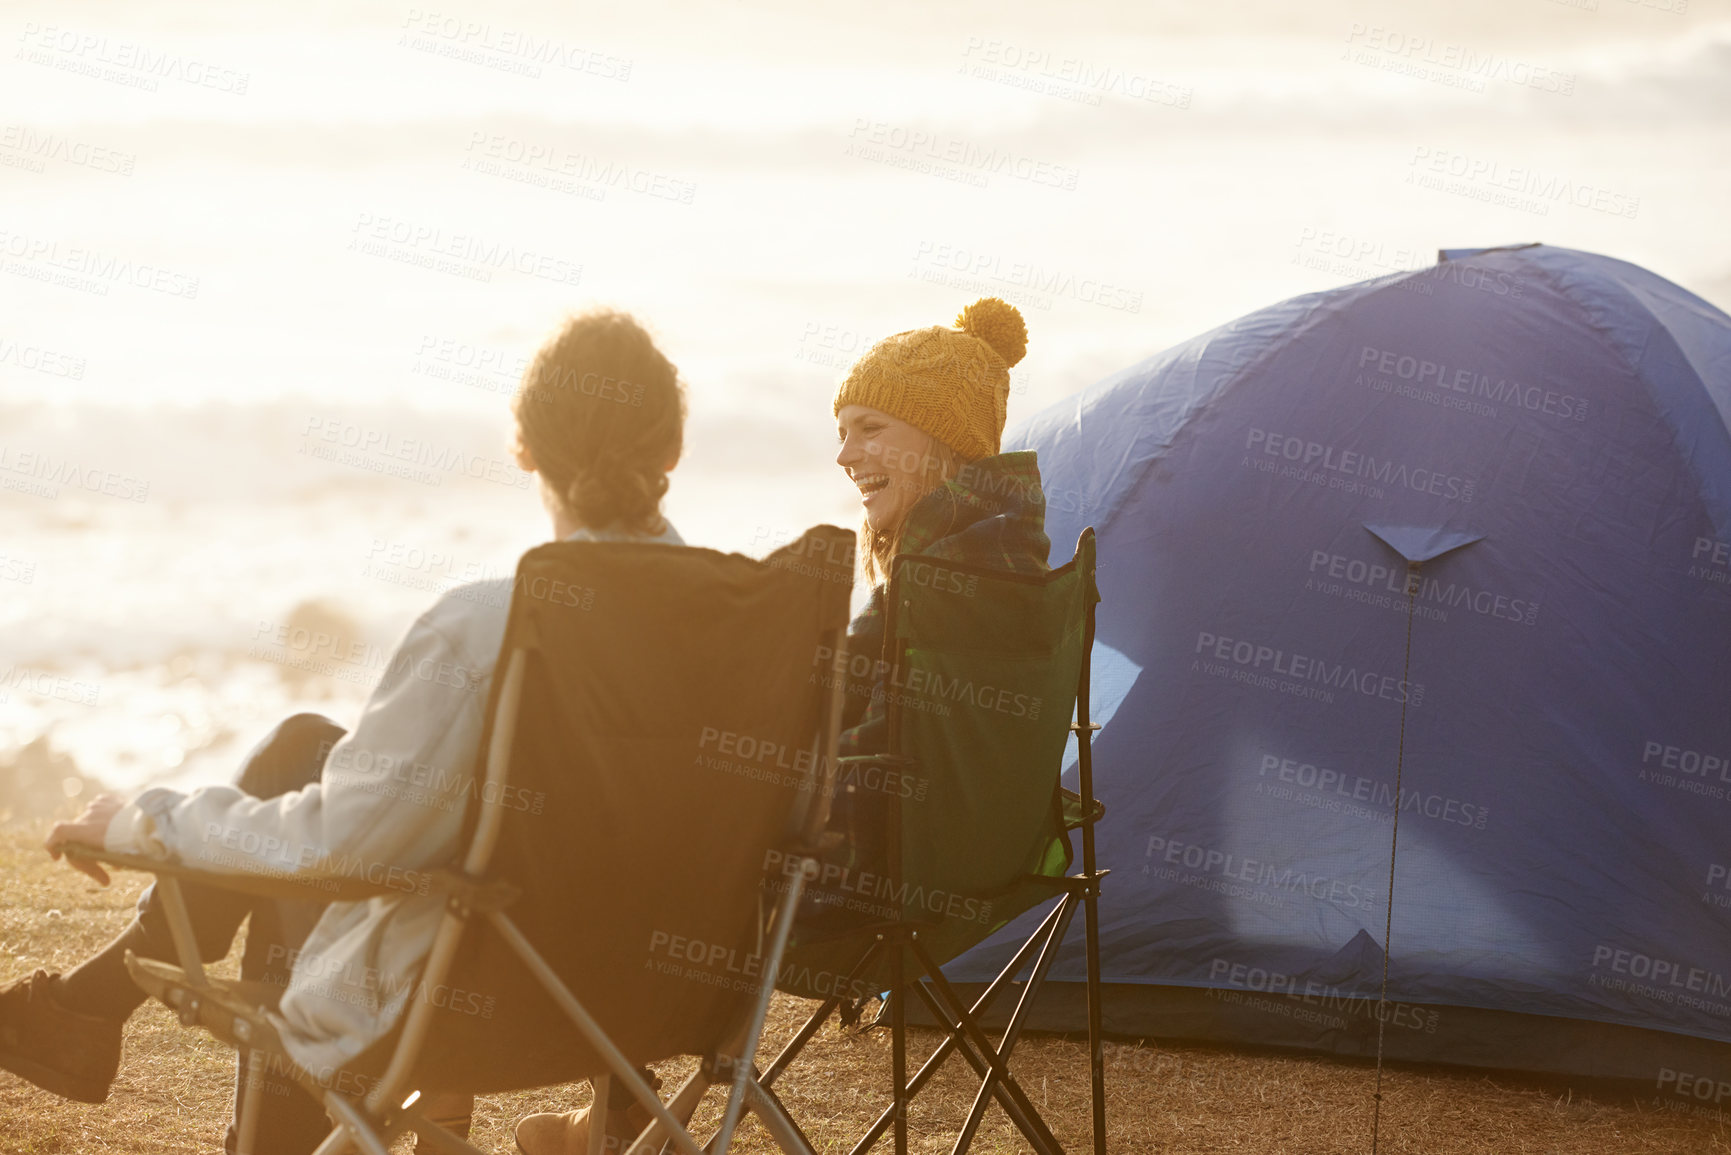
left=0, top=969, right=123, bottom=1103
left=514, top=1101, right=654, bottom=1155
left=515, top=1073, right=659, bottom=1155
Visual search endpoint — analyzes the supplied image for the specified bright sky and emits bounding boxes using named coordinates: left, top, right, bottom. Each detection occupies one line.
left=1, top=0, right=1727, bottom=788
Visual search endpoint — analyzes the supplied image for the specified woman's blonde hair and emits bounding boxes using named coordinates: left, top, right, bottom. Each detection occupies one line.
left=860, top=436, right=963, bottom=586
left=512, top=310, right=685, bottom=536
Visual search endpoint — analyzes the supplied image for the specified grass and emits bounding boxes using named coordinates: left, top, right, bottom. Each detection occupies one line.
left=2, top=825, right=1727, bottom=1154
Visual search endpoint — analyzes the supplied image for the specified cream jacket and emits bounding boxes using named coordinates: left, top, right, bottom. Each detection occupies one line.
left=105, top=523, right=684, bottom=1077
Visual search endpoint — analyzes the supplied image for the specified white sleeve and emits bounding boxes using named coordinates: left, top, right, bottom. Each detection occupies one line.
left=104, top=608, right=492, bottom=881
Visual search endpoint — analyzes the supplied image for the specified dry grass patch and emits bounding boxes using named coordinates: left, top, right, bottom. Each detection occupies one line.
left=2, top=827, right=1727, bottom=1153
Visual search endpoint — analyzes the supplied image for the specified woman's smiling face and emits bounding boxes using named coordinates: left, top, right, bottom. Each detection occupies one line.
left=835, top=404, right=944, bottom=534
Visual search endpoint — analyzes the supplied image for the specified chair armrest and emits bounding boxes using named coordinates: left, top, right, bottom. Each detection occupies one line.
left=835, top=754, right=916, bottom=768
left=1058, top=788, right=1106, bottom=830
left=63, top=843, right=425, bottom=905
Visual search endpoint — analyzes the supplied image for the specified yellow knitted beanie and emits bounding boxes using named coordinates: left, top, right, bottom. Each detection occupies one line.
left=832, top=297, right=1028, bottom=462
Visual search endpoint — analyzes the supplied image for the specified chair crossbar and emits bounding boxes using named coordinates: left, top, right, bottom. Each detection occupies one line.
left=63, top=843, right=429, bottom=907
left=133, top=961, right=505, bottom=1155
left=758, top=887, right=1073, bottom=1101
left=625, top=1066, right=712, bottom=1155
left=475, top=849, right=813, bottom=1155
left=309, top=1121, right=353, bottom=1155
left=402, top=1105, right=487, bottom=1155
left=486, top=908, right=709, bottom=1155
left=761, top=937, right=884, bottom=1086
left=901, top=982, right=1057, bottom=1155
left=613, top=1060, right=818, bottom=1155
left=908, top=936, right=1063, bottom=1155
left=735, top=1073, right=819, bottom=1155
left=761, top=993, right=843, bottom=1085
left=838, top=900, right=1067, bottom=1155
left=321, top=1091, right=393, bottom=1155
left=950, top=896, right=1080, bottom=1154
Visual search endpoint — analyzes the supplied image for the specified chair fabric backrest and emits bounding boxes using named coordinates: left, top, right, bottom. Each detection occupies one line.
left=413, top=528, right=853, bottom=1093
left=780, top=542, right=1097, bottom=997
left=891, top=555, right=1090, bottom=910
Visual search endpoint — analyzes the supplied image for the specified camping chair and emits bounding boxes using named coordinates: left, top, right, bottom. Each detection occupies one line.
left=65, top=524, right=855, bottom=1155
left=735, top=527, right=1110, bottom=1155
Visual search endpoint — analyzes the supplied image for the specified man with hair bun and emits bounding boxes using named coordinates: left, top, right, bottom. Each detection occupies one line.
left=512, top=308, right=685, bottom=538
left=13, top=308, right=689, bottom=1155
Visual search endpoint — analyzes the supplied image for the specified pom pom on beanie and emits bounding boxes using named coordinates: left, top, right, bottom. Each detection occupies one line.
left=956, top=297, right=1027, bottom=368
left=832, top=297, right=1028, bottom=461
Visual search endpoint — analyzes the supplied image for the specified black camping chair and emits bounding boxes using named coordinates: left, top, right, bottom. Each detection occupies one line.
left=740, top=527, right=1110, bottom=1155
left=67, top=524, right=855, bottom=1155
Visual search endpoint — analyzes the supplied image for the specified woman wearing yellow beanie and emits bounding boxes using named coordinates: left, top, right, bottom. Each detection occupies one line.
left=833, top=296, right=1045, bottom=586
left=822, top=296, right=1053, bottom=879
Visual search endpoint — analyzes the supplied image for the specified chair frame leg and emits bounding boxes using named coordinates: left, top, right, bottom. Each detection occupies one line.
left=152, top=875, right=208, bottom=988
left=908, top=935, right=1063, bottom=1155
left=1081, top=874, right=1107, bottom=1155
left=901, top=982, right=1056, bottom=1155
left=589, top=1074, right=611, bottom=1155
left=841, top=900, right=1067, bottom=1155
left=627, top=1065, right=712, bottom=1155
left=236, top=1047, right=265, bottom=1155
left=948, top=897, right=1080, bottom=1155
left=711, top=866, right=807, bottom=1152
left=309, top=1124, right=356, bottom=1155
left=733, top=1072, right=820, bottom=1155
left=487, top=909, right=708, bottom=1155
left=486, top=853, right=816, bottom=1155
left=402, top=1105, right=487, bottom=1155
left=890, top=946, right=909, bottom=1155
left=323, top=1090, right=394, bottom=1155
left=1074, top=525, right=1108, bottom=1155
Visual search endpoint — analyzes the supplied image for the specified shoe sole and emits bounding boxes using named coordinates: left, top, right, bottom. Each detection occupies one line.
left=0, top=1044, right=111, bottom=1103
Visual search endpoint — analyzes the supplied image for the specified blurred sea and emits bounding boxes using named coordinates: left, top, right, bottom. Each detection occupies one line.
left=2, top=1, right=1728, bottom=805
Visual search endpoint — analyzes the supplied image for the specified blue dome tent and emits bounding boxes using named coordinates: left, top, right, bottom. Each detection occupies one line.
left=958, top=244, right=1731, bottom=1085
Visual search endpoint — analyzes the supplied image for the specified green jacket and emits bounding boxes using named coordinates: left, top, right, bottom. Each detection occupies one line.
left=839, top=450, right=1052, bottom=757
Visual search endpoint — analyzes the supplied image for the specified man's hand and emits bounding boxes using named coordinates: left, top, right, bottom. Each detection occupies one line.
left=45, top=793, right=126, bottom=886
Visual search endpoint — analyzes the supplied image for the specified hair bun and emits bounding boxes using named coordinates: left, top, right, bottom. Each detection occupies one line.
left=955, top=297, right=1027, bottom=368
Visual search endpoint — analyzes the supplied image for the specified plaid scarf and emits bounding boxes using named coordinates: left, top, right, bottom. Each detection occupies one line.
left=838, top=450, right=1051, bottom=756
